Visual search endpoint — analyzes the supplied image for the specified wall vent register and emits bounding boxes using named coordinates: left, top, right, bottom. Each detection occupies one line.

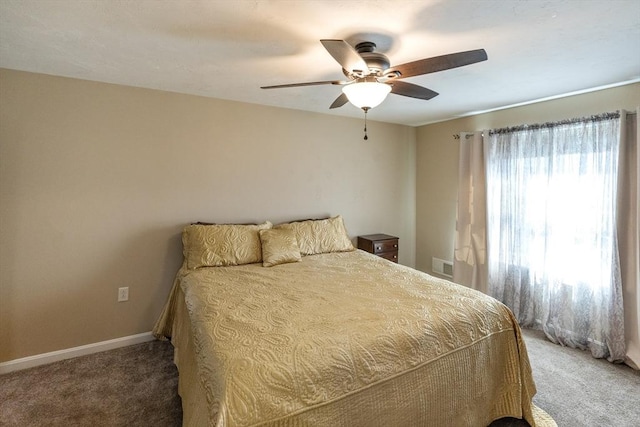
left=432, top=257, right=453, bottom=278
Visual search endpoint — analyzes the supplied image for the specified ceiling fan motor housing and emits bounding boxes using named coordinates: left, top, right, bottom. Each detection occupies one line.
left=354, top=42, right=390, bottom=75
left=361, top=52, right=390, bottom=73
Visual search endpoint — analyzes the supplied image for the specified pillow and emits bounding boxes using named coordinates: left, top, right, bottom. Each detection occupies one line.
left=259, top=228, right=302, bottom=267
left=182, top=221, right=272, bottom=269
left=274, top=215, right=354, bottom=255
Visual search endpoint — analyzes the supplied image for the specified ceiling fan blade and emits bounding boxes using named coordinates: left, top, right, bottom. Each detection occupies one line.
left=261, top=80, right=346, bottom=89
left=329, top=93, right=349, bottom=109
left=391, top=81, right=439, bottom=100
left=320, top=39, right=369, bottom=74
left=387, top=49, right=488, bottom=79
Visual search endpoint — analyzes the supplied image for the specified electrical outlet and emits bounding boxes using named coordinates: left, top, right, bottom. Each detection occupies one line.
left=118, top=287, right=129, bottom=302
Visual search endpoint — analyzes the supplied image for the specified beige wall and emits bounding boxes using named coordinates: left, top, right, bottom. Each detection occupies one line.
left=0, top=69, right=416, bottom=362
left=415, top=82, right=640, bottom=276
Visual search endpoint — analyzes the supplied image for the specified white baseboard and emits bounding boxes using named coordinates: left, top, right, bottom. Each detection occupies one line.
left=0, top=332, right=155, bottom=374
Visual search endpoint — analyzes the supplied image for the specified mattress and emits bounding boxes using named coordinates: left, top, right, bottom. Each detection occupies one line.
left=154, top=250, right=537, bottom=427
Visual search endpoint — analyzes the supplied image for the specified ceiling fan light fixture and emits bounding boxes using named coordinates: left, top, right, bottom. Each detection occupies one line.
left=342, top=80, right=391, bottom=109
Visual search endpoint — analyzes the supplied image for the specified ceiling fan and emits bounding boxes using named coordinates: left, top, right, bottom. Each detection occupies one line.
left=261, top=39, right=488, bottom=112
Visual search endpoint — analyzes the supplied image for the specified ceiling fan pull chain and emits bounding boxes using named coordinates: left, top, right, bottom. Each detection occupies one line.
left=363, top=107, right=369, bottom=140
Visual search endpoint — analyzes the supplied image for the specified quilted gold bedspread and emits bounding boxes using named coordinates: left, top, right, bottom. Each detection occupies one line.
left=154, top=250, right=537, bottom=427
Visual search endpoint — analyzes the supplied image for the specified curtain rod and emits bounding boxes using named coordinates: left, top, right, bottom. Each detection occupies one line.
left=452, top=133, right=477, bottom=140
left=452, top=110, right=636, bottom=139
left=490, top=111, right=620, bottom=135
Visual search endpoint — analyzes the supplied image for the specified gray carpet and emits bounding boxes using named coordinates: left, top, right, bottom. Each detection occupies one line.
left=0, top=340, right=182, bottom=426
left=523, top=329, right=640, bottom=427
left=1, top=329, right=639, bottom=426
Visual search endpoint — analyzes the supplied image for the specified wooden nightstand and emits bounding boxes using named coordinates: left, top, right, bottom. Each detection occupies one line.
left=357, top=234, right=399, bottom=263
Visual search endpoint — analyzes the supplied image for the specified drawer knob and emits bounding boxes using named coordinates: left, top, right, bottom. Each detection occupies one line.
left=394, top=244, right=398, bottom=248
left=393, top=255, right=397, bottom=259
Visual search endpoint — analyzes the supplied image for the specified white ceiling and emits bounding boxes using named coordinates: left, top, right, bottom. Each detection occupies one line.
left=1, top=0, right=639, bottom=126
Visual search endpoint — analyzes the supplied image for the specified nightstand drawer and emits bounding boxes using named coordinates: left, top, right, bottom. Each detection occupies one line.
left=373, top=240, right=398, bottom=254
left=357, top=234, right=399, bottom=263
left=378, top=251, right=398, bottom=262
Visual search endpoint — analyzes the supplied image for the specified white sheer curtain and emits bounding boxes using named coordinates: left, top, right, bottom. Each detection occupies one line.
left=485, top=113, right=626, bottom=362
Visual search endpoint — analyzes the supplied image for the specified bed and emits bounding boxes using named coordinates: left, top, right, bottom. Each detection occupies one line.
left=153, top=216, right=541, bottom=427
